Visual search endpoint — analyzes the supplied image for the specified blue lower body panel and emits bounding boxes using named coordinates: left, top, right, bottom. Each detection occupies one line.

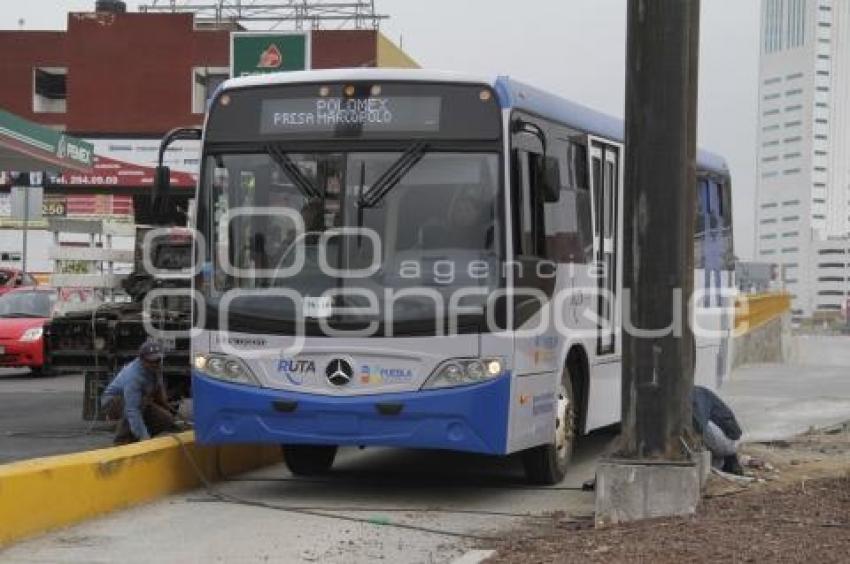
left=192, top=371, right=511, bottom=455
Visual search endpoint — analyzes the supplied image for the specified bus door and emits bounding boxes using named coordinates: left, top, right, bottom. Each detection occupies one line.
left=589, top=139, right=621, bottom=357
left=511, top=130, right=556, bottom=331
left=509, top=120, right=561, bottom=450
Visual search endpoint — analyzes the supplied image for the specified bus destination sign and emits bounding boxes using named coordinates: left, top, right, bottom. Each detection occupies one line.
left=260, top=96, right=442, bottom=134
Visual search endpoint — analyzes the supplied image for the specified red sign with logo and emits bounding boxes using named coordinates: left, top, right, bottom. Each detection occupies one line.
left=258, top=44, right=283, bottom=69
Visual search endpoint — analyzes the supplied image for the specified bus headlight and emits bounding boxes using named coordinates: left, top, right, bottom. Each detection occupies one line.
left=194, top=353, right=260, bottom=386
left=423, top=358, right=505, bottom=390
left=466, top=361, right=486, bottom=381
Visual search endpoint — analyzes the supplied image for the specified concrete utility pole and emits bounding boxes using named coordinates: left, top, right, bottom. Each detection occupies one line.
left=595, top=0, right=702, bottom=524
left=621, top=0, right=700, bottom=459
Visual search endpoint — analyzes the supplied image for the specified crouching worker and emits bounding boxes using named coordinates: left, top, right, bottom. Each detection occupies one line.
left=691, top=385, right=744, bottom=475
left=102, top=340, right=179, bottom=445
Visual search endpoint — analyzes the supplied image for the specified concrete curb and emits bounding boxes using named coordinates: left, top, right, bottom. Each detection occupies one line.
left=0, top=431, right=281, bottom=548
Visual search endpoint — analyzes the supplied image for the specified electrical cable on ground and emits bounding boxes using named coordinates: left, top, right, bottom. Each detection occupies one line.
left=168, top=433, right=593, bottom=541
left=183, top=497, right=560, bottom=520
left=224, top=476, right=587, bottom=492
left=169, top=433, right=500, bottom=541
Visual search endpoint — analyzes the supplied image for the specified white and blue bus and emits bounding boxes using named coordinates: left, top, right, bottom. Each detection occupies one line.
left=190, top=69, right=734, bottom=484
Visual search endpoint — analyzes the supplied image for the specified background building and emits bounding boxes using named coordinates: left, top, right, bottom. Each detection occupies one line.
left=0, top=0, right=415, bottom=273
left=0, top=4, right=411, bottom=136
left=755, top=0, right=850, bottom=321
left=810, top=236, right=850, bottom=322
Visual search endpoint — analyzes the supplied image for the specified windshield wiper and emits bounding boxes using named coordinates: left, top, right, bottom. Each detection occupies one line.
left=0, top=312, right=41, bottom=318
left=266, top=145, right=321, bottom=200
left=359, top=141, right=429, bottom=208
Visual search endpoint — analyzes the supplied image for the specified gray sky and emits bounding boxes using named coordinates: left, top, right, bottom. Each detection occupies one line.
left=1, top=0, right=760, bottom=258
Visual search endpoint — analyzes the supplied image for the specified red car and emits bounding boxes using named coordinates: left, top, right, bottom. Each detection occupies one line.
left=0, top=268, right=39, bottom=297
left=0, top=287, right=57, bottom=375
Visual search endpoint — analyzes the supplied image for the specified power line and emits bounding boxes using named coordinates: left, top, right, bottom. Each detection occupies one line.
left=138, top=1, right=388, bottom=30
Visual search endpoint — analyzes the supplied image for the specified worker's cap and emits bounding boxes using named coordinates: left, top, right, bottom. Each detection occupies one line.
left=139, top=340, right=164, bottom=362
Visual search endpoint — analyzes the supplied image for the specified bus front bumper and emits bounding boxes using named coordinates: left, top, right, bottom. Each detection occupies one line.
left=192, top=371, right=510, bottom=455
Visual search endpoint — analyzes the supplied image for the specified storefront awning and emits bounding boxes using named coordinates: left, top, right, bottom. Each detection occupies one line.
left=0, top=108, right=93, bottom=173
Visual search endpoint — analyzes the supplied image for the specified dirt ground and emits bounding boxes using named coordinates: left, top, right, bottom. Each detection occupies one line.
left=486, top=422, right=850, bottom=564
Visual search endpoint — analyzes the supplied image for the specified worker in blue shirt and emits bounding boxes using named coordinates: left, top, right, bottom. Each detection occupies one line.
left=102, top=340, right=178, bottom=445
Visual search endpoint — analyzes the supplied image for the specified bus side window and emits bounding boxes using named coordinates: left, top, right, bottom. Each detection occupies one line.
left=511, top=150, right=524, bottom=255
left=718, top=181, right=732, bottom=230
left=696, top=179, right=708, bottom=235
left=717, top=180, right=733, bottom=268
left=528, top=153, right=548, bottom=257
left=543, top=140, right=586, bottom=264
left=513, top=149, right=547, bottom=258
left=708, top=179, right=720, bottom=231
left=568, top=141, right=593, bottom=263
left=591, top=155, right=603, bottom=235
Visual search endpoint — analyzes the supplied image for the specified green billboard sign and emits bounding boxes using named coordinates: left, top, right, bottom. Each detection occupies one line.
left=0, top=109, right=93, bottom=172
left=231, top=32, right=311, bottom=78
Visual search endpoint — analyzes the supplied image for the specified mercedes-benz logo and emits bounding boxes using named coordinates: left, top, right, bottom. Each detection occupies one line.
left=326, top=358, right=353, bottom=386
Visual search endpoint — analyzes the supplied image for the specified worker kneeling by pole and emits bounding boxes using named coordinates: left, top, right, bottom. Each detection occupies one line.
left=691, top=385, right=744, bottom=476
left=101, top=340, right=180, bottom=445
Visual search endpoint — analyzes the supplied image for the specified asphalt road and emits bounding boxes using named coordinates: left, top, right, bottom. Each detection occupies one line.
left=0, top=369, right=113, bottom=463
left=3, top=349, right=850, bottom=563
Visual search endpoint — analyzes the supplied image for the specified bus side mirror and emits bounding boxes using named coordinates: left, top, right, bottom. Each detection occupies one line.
left=154, top=165, right=171, bottom=196
left=151, top=165, right=171, bottom=217
left=535, top=156, right=561, bottom=202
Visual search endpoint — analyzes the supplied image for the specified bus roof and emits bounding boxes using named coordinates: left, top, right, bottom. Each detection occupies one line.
left=221, top=68, right=728, bottom=174
left=493, top=76, right=729, bottom=174
left=221, top=68, right=492, bottom=91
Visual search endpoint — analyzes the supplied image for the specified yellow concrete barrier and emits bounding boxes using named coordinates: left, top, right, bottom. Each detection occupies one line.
left=0, top=432, right=281, bottom=548
left=734, top=292, right=792, bottom=336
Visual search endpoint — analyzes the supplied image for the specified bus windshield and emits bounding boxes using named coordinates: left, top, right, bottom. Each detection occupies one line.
left=203, top=149, right=502, bottom=334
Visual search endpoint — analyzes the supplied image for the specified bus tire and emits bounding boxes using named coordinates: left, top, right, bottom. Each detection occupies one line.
left=521, top=367, right=577, bottom=485
left=282, top=445, right=338, bottom=476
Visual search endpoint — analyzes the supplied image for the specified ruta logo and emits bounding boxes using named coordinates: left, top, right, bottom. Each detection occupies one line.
left=257, top=44, right=283, bottom=69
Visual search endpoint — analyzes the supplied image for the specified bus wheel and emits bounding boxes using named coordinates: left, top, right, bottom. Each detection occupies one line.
left=522, top=368, right=577, bottom=485
left=282, top=445, right=338, bottom=476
